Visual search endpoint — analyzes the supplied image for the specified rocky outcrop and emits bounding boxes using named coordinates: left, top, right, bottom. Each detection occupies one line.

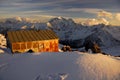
left=84, top=26, right=120, bottom=47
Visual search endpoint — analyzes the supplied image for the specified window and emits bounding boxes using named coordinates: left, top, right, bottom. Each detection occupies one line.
left=39, top=43, right=44, bottom=49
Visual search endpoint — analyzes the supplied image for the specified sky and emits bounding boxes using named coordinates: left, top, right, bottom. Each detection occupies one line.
left=0, top=0, right=120, bottom=25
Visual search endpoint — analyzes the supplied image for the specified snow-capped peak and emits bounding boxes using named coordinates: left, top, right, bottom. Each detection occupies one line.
left=14, top=16, right=22, bottom=22
left=58, top=16, right=63, bottom=20
left=47, top=22, right=52, bottom=27
left=5, top=16, right=33, bottom=23
left=47, top=17, right=76, bottom=31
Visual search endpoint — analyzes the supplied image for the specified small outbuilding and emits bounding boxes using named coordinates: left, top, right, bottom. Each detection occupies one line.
left=7, top=30, right=59, bottom=53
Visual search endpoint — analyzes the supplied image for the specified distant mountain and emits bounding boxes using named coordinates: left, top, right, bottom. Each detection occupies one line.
left=47, top=17, right=84, bottom=40
left=5, top=17, right=34, bottom=23
left=84, top=25, right=120, bottom=47
left=47, top=17, right=76, bottom=31
left=47, top=17, right=120, bottom=47
left=0, top=17, right=47, bottom=34
left=0, top=16, right=120, bottom=48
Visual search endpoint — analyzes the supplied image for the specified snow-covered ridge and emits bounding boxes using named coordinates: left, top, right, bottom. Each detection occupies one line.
left=77, top=53, right=120, bottom=80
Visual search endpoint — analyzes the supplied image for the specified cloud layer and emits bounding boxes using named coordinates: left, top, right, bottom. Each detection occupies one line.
left=115, top=13, right=120, bottom=21
left=0, top=0, right=120, bottom=25
left=97, top=10, right=113, bottom=19
left=74, top=10, right=120, bottom=26
left=0, top=0, right=120, bottom=18
left=81, top=18, right=109, bottom=26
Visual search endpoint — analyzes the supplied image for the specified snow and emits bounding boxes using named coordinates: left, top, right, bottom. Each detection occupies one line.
left=0, top=50, right=4, bottom=53
left=102, top=45, right=120, bottom=56
left=21, top=25, right=27, bottom=29
left=47, top=17, right=79, bottom=40
left=0, top=34, right=7, bottom=54
left=0, top=52, right=120, bottom=80
left=104, top=26, right=120, bottom=41
left=77, top=53, right=120, bottom=80
left=0, top=34, right=6, bottom=48
left=58, top=16, right=63, bottom=20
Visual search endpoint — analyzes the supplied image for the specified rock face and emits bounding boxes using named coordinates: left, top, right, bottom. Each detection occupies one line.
left=84, top=26, right=120, bottom=47
left=61, top=45, right=72, bottom=52
left=59, top=39, right=84, bottom=48
left=84, top=41, right=101, bottom=53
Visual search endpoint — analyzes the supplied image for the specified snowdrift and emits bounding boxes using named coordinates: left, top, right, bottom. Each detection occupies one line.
left=77, top=53, right=120, bottom=80
left=0, top=52, right=120, bottom=80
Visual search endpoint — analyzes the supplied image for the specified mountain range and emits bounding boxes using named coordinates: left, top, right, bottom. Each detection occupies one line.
left=47, top=17, right=120, bottom=48
left=0, top=16, right=120, bottom=48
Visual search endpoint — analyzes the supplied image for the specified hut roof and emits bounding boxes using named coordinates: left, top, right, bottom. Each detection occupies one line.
left=7, top=30, right=59, bottom=43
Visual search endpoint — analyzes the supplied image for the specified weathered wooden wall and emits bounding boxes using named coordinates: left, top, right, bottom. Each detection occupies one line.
left=12, top=39, right=59, bottom=53
left=7, top=30, right=59, bottom=53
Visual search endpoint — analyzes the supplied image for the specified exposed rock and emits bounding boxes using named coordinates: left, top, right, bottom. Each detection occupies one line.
left=61, top=45, right=72, bottom=52
left=84, top=41, right=101, bottom=53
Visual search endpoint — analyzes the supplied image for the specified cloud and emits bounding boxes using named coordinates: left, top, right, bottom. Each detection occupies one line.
left=83, top=9, right=102, bottom=14
left=21, top=10, right=44, bottom=14
left=79, top=10, right=120, bottom=26
left=115, top=13, right=120, bottom=21
left=66, top=8, right=102, bottom=13
left=97, top=10, right=113, bottom=19
left=97, top=18, right=109, bottom=25
left=0, top=0, right=120, bottom=26
left=81, top=18, right=109, bottom=26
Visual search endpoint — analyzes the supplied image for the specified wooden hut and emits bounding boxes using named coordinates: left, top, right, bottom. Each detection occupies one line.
left=7, top=30, right=59, bottom=53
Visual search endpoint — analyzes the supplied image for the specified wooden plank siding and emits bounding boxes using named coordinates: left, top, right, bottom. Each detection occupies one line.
left=7, top=30, right=59, bottom=53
